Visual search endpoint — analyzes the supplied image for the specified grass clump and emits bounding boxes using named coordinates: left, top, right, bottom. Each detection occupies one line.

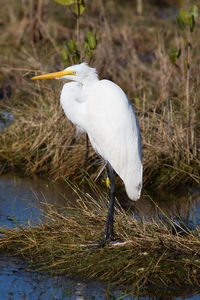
left=1, top=191, right=200, bottom=294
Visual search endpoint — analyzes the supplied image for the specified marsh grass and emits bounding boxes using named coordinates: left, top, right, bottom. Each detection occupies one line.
left=0, top=186, right=200, bottom=293
left=0, top=0, right=200, bottom=188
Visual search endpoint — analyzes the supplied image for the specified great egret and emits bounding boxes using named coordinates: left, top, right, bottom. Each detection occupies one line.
left=32, top=62, right=143, bottom=246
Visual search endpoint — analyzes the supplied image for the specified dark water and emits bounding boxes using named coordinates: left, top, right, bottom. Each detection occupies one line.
left=0, top=173, right=200, bottom=299
left=0, top=110, right=14, bottom=131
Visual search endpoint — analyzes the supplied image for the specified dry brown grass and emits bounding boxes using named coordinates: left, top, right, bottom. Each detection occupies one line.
left=0, top=0, right=199, bottom=188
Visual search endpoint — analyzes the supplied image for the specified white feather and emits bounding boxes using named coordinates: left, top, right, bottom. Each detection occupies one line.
left=60, top=63, right=143, bottom=201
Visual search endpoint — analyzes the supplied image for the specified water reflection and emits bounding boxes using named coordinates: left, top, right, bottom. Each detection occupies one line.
left=0, top=173, right=73, bottom=227
left=0, top=256, right=111, bottom=300
left=117, top=186, right=200, bottom=234
left=0, top=110, right=14, bottom=130
left=1, top=173, right=199, bottom=229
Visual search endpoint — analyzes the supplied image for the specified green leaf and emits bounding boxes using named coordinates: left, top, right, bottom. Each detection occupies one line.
left=169, top=53, right=176, bottom=65
left=66, top=39, right=79, bottom=63
left=189, top=15, right=195, bottom=32
left=87, top=32, right=97, bottom=49
left=73, top=0, right=85, bottom=16
left=72, top=53, right=79, bottom=64
left=176, top=14, right=185, bottom=31
left=61, top=49, right=69, bottom=66
left=84, top=41, right=89, bottom=52
left=84, top=41, right=92, bottom=57
left=79, top=1, right=85, bottom=15
left=188, top=5, right=198, bottom=32
left=169, top=47, right=181, bottom=65
left=54, top=0, right=74, bottom=6
left=184, top=60, right=189, bottom=70
left=134, top=97, right=141, bottom=104
left=189, top=5, right=198, bottom=21
left=180, top=8, right=190, bottom=25
left=176, top=48, right=181, bottom=59
left=67, top=40, right=76, bottom=52
left=171, top=47, right=181, bottom=57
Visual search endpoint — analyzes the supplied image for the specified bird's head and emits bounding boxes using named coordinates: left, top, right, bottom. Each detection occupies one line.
left=31, top=62, right=98, bottom=84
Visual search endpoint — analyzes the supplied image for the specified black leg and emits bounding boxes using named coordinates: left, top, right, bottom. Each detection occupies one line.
left=84, top=133, right=89, bottom=170
left=99, top=163, right=116, bottom=247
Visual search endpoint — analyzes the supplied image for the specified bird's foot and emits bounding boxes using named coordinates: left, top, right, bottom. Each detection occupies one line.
left=97, top=235, right=115, bottom=248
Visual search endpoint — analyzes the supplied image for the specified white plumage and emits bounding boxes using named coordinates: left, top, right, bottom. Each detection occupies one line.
left=59, top=63, right=143, bottom=200
left=32, top=62, right=143, bottom=244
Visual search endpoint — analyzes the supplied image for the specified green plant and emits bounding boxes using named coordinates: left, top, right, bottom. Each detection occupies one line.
left=169, top=4, right=199, bottom=161
left=54, top=0, right=98, bottom=66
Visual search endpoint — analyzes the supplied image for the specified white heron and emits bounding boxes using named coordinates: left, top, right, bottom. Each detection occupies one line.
left=32, top=62, right=143, bottom=246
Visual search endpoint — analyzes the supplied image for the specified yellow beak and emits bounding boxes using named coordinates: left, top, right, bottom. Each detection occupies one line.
left=31, top=70, right=76, bottom=80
